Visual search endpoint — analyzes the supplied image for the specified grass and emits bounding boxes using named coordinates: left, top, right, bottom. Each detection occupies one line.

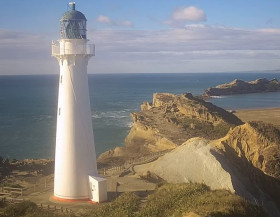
left=0, top=183, right=268, bottom=217
left=249, top=121, right=280, bottom=144
left=0, top=201, right=73, bottom=217
left=174, top=115, right=233, bottom=140
left=82, top=183, right=268, bottom=217
left=81, top=193, right=139, bottom=217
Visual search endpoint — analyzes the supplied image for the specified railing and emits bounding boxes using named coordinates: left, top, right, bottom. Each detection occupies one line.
left=52, top=40, right=95, bottom=56
left=1, top=187, right=24, bottom=196
left=99, top=149, right=171, bottom=176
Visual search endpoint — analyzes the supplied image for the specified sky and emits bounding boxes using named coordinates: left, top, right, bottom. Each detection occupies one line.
left=1, top=0, right=280, bottom=75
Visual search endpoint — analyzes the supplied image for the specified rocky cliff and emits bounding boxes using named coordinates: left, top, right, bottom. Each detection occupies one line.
left=215, top=121, right=280, bottom=213
left=203, top=78, right=280, bottom=97
left=217, top=121, right=280, bottom=180
left=135, top=121, right=280, bottom=217
left=125, top=93, right=242, bottom=152
left=98, top=93, right=243, bottom=164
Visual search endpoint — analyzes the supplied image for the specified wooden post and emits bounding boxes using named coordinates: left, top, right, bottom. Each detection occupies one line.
left=45, top=178, right=47, bottom=188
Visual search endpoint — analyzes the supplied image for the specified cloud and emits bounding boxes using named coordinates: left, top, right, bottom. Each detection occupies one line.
left=88, top=25, right=280, bottom=73
left=164, top=6, right=206, bottom=27
left=1, top=25, right=280, bottom=75
left=96, top=15, right=113, bottom=24
left=0, top=29, right=57, bottom=75
left=121, top=20, right=133, bottom=27
left=96, top=15, right=133, bottom=27
left=173, top=6, right=206, bottom=22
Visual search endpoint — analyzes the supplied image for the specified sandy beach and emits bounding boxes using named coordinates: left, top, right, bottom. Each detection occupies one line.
left=235, top=107, right=280, bottom=127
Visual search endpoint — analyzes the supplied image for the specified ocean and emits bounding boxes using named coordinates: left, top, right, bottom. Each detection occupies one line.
left=0, top=72, right=279, bottom=160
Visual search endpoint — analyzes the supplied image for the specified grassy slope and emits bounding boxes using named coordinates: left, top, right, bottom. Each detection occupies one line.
left=0, top=183, right=268, bottom=217
left=82, top=183, right=268, bottom=217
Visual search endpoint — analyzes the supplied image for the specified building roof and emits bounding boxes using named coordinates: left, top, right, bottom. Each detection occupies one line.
left=60, top=9, right=86, bottom=21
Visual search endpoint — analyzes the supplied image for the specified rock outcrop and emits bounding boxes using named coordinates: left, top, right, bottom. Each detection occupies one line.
left=215, top=121, right=280, bottom=214
left=135, top=121, right=280, bottom=217
left=134, top=138, right=247, bottom=194
left=203, top=78, right=280, bottom=97
left=98, top=93, right=243, bottom=164
left=216, top=121, right=280, bottom=180
left=125, top=93, right=242, bottom=153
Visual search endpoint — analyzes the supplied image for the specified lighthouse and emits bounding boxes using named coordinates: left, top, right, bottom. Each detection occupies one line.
left=52, top=2, right=107, bottom=202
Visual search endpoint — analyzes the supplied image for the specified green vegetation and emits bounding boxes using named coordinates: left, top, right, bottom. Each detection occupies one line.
left=0, top=157, right=12, bottom=180
left=81, top=192, right=139, bottom=217
left=0, top=184, right=268, bottom=217
left=0, top=201, right=72, bottom=217
left=82, top=183, right=268, bottom=217
left=170, top=114, right=233, bottom=140
left=249, top=121, right=280, bottom=144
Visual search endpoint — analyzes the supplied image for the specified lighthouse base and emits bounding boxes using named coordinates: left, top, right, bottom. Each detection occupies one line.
left=52, top=195, right=97, bottom=203
left=52, top=176, right=107, bottom=203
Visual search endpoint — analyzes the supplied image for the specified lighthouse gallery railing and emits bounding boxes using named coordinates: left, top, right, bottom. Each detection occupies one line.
left=51, top=41, right=95, bottom=57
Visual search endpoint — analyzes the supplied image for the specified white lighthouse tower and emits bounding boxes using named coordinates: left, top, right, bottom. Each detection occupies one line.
left=52, top=2, right=107, bottom=202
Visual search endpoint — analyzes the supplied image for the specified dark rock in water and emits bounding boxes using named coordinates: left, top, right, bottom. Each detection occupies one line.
left=203, top=78, right=280, bottom=97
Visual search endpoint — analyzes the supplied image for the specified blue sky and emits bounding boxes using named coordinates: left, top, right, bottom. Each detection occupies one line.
left=1, top=0, right=280, bottom=74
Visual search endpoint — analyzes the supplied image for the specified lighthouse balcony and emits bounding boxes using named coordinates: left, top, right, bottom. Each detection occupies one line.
left=52, top=40, right=95, bottom=57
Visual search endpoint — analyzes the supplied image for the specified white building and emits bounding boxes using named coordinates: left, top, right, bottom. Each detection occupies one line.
left=52, top=2, right=107, bottom=203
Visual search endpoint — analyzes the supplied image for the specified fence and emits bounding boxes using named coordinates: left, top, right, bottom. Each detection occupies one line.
left=101, top=149, right=171, bottom=175
left=1, top=187, right=24, bottom=196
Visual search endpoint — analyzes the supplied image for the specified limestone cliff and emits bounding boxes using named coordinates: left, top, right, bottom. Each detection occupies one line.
left=125, top=93, right=242, bottom=153
left=215, top=121, right=280, bottom=212
left=134, top=138, right=244, bottom=194
left=135, top=122, right=280, bottom=216
left=216, top=121, right=280, bottom=180
left=203, top=78, right=280, bottom=97
left=98, top=93, right=243, bottom=164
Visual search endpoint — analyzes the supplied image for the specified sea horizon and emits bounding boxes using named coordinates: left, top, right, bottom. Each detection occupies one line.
left=0, top=72, right=279, bottom=160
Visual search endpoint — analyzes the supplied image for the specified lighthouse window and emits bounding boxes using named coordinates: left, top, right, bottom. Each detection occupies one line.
left=60, top=20, right=86, bottom=39
left=60, top=75, right=63, bottom=83
left=59, top=108, right=61, bottom=115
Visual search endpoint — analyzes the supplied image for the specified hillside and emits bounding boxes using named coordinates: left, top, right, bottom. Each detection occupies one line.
left=81, top=183, right=268, bottom=217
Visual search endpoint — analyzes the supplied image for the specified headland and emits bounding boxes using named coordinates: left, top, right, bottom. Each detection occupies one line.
left=1, top=89, right=280, bottom=216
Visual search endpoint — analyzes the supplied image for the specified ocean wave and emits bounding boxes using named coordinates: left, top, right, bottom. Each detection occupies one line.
left=33, top=115, right=54, bottom=121
left=211, top=96, right=226, bottom=99
left=126, top=122, right=133, bottom=128
left=91, top=110, right=132, bottom=120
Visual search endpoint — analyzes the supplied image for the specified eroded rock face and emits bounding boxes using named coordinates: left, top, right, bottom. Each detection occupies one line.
left=217, top=122, right=280, bottom=180
left=125, top=93, right=243, bottom=153
left=214, top=121, right=280, bottom=215
left=98, top=93, right=243, bottom=164
left=203, top=78, right=280, bottom=97
left=135, top=122, right=280, bottom=216
left=134, top=138, right=239, bottom=193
